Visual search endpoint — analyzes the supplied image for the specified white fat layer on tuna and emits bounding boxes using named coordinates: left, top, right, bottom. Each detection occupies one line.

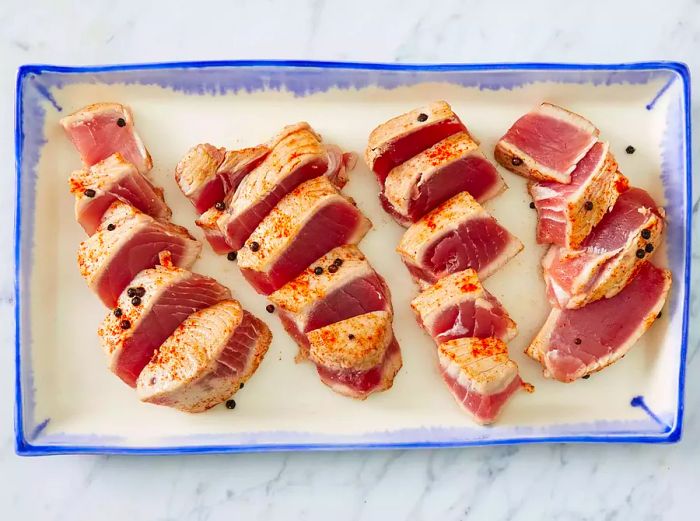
left=237, top=176, right=371, bottom=274
left=365, top=100, right=462, bottom=168
left=136, top=300, right=271, bottom=413
left=307, top=311, right=393, bottom=371
left=438, top=338, right=520, bottom=396
left=526, top=269, right=671, bottom=380
left=269, top=245, right=381, bottom=330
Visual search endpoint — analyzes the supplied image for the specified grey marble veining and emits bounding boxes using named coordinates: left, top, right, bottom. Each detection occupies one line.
left=0, top=0, right=697, bottom=519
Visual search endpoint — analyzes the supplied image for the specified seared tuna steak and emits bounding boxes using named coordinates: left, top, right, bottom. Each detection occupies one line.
left=411, top=269, right=517, bottom=344
left=60, top=102, right=153, bottom=174
left=70, top=153, right=171, bottom=235
left=237, top=176, right=371, bottom=295
left=438, top=337, right=527, bottom=424
left=306, top=311, right=402, bottom=400
left=527, top=261, right=671, bottom=382
left=381, top=131, right=506, bottom=226
left=269, top=245, right=392, bottom=356
left=495, top=103, right=599, bottom=183
left=543, top=188, right=664, bottom=309
left=137, top=300, right=272, bottom=412
left=99, top=263, right=231, bottom=387
left=77, top=202, right=201, bottom=307
left=397, top=191, right=522, bottom=288
left=530, top=141, right=627, bottom=249
left=365, top=101, right=466, bottom=184
left=175, top=143, right=269, bottom=214
left=219, top=123, right=331, bottom=251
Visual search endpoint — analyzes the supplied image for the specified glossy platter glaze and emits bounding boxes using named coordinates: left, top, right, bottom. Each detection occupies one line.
left=14, top=61, right=692, bottom=455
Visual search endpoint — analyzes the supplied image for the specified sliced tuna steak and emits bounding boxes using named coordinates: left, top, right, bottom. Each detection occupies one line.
left=175, top=143, right=269, bottom=213
left=60, top=102, right=153, bottom=174
left=137, top=300, right=272, bottom=412
left=307, top=311, right=402, bottom=399
left=543, top=187, right=664, bottom=309
left=411, top=269, right=517, bottom=344
left=219, top=123, right=330, bottom=251
left=77, top=202, right=201, bottom=307
left=70, top=153, right=171, bottom=235
left=99, top=263, right=231, bottom=387
left=382, top=131, right=506, bottom=226
left=527, top=261, right=671, bottom=382
left=365, top=101, right=467, bottom=184
left=438, top=337, right=528, bottom=424
left=530, top=141, right=628, bottom=249
left=238, top=176, right=371, bottom=295
left=397, top=191, right=523, bottom=288
left=269, top=245, right=392, bottom=356
left=495, top=103, right=599, bottom=183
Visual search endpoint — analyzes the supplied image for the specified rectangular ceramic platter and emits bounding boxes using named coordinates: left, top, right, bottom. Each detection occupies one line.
left=15, top=62, right=691, bottom=455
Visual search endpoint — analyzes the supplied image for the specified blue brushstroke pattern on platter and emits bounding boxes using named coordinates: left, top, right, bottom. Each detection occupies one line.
left=14, top=61, right=692, bottom=455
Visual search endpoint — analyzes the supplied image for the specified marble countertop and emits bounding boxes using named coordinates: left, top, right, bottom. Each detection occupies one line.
left=1, top=0, right=697, bottom=519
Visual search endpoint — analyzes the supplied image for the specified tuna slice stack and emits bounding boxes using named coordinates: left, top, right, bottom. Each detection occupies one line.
left=137, top=300, right=272, bottom=412
left=64, top=102, right=272, bottom=411
left=175, top=122, right=402, bottom=399
left=495, top=102, right=671, bottom=382
left=527, top=262, right=671, bottom=382
left=366, top=102, right=529, bottom=423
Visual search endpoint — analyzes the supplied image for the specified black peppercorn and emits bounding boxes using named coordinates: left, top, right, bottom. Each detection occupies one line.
left=328, top=264, right=338, bottom=273
left=127, top=287, right=137, bottom=298
left=348, top=334, right=355, bottom=340
left=582, top=374, right=591, bottom=380
left=266, top=304, right=275, bottom=313
left=511, top=157, right=523, bottom=166
left=636, top=249, right=646, bottom=259
left=333, top=258, right=343, bottom=267
left=625, top=145, right=635, bottom=154
left=84, top=189, right=96, bottom=198
left=239, top=382, right=244, bottom=389
left=529, top=202, right=536, bottom=209
left=249, top=241, right=260, bottom=252
left=120, top=320, right=131, bottom=330
left=657, top=312, right=662, bottom=319
left=113, top=308, right=122, bottom=318
left=314, top=266, right=323, bottom=275
left=574, top=338, right=582, bottom=345
left=225, top=399, right=236, bottom=409
left=107, top=223, right=116, bottom=231
left=214, top=201, right=226, bottom=211
left=116, top=118, right=126, bottom=127
left=645, top=243, right=654, bottom=253
left=131, top=296, right=141, bottom=306
left=584, top=201, right=594, bottom=211
left=136, top=287, right=146, bottom=297
left=417, top=113, right=428, bottom=122
left=641, top=229, right=652, bottom=240
left=227, top=251, right=237, bottom=261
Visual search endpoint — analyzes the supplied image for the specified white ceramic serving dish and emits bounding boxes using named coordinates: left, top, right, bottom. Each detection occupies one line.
left=14, top=61, right=691, bottom=455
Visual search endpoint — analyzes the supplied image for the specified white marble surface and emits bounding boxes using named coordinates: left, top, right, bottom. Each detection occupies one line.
left=1, top=0, right=698, bottom=519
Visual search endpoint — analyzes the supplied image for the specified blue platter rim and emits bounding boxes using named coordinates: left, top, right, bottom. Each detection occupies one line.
left=14, top=60, right=692, bottom=456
